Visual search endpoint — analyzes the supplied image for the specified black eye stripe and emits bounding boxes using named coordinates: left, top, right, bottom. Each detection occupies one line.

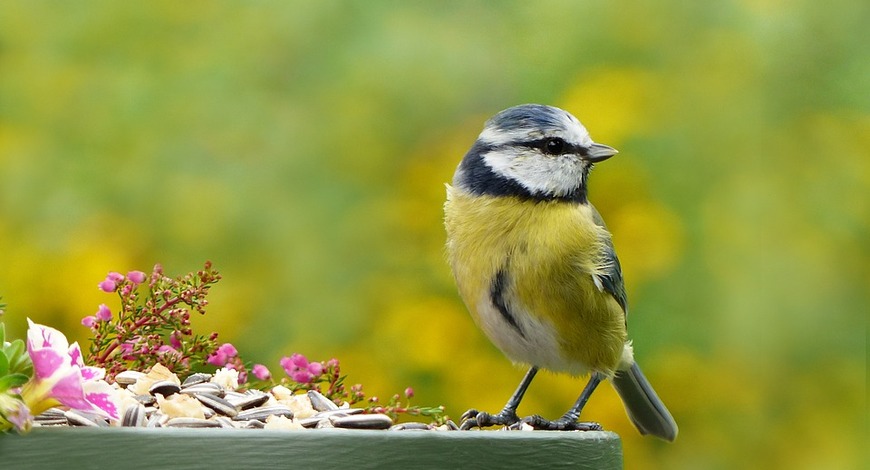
left=515, top=138, right=588, bottom=156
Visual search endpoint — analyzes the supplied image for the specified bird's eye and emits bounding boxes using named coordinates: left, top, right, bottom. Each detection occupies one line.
left=544, top=138, right=566, bottom=155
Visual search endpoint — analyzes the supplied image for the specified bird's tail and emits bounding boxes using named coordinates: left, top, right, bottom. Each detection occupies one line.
left=611, top=362, right=678, bottom=441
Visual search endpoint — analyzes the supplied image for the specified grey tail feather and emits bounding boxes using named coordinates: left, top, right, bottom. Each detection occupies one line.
left=611, top=362, right=678, bottom=441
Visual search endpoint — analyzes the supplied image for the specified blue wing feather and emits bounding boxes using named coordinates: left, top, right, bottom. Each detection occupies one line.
left=589, top=204, right=629, bottom=318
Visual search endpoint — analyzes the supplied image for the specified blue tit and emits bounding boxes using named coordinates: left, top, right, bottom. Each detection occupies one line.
left=444, top=104, right=677, bottom=440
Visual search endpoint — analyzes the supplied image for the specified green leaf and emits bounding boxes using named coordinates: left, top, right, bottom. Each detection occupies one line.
left=3, top=340, right=31, bottom=376
left=3, top=338, right=25, bottom=358
left=0, top=373, right=30, bottom=392
left=0, top=350, right=8, bottom=375
left=0, top=322, right=5, bottom=344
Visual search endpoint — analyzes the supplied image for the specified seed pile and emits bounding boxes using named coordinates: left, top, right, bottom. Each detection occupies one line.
left=33, top=365, right=456, bottom=432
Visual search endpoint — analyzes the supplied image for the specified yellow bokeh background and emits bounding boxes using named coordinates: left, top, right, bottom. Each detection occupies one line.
left=1, top=1, right=865, bottom=468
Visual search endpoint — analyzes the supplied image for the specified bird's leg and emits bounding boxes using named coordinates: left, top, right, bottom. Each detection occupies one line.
left=460, top=366, right=538, bottom=430
left=518, top=372, right=604, bottom=431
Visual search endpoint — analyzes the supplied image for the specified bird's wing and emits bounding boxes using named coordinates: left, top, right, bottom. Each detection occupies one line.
left=589, top=204, right=629, bottom=318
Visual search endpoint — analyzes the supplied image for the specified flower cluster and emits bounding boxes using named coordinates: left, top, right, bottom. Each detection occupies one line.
left=279, top=353, right=323, bottom=383
left=1, top=320, right=119, bottom=432
left=252, top=352, right=445, bottom=423
left=84, top=262, right=222, bottom=380
left=0, top=262, right=447, bottom=432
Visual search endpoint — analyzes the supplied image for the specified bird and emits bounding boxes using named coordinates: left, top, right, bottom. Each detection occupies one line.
left=443, top=104, right=678, bottom=440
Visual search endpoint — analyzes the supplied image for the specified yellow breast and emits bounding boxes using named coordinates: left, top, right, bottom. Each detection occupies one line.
left=444, top=186, right=627, bottom=375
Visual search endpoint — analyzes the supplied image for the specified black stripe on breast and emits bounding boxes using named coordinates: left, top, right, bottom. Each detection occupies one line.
left=490, top=269, right=526, bottom=339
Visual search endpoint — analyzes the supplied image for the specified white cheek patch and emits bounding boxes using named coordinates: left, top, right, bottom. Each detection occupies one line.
left=482, top=149, right=586, bottom=197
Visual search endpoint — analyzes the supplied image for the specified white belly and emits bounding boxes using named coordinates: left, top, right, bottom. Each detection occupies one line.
left=475, top=292, right=592, bottom=376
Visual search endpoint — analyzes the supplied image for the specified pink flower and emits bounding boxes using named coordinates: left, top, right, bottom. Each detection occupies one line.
left=307, top=361, right=323, bottom=376
left=95, top=304, right=112, bottom=322
left=157, top=345, right=181, bottom=362
left=22, top=319, right=120, bottom=420
left=206, top=353, right=226, bottom=366
left=81, top=316, right=97, bottom=328
left=252, top=364, right=271, bottom=381
left=217, top=343, right=238, bottom=358
left=98, top=280, right=116, bottom=293
left=127, top=270, right=146, bottom=284
left=106, top=272, right=125, bottom=283
left=290, top=370, right=313, bottom=383
left=404, top=387, right=414, bottom=399
left=280, top=353, right=324, bottom=384
left=6, top=402, right=32, bottom=432
left=207, top=343, right=238, bottom=366
left=169, top=331, right=182, bottom=349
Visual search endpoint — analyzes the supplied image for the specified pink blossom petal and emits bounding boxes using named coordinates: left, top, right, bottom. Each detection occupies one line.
left=80, top=366, right=105, bottom=382
left=217, top=343, right=238, bottom=358
left=289, top=353, right=309, bottom=368
left=290, top=370, right=313, bottom=383
left=95, top=304, right=112, bottom=321
left=68, top=342, right=84, bottom=368
left=26, top=319, right=69, bottom=352
left=252, top=364, right=271, bottom=381
left=29, top=348, right=67, bottom=380
left=207, top=352, right=228, bottom=366
left=7, top=402, right=32, bottom=431
left=49, top=370, right=92, bottom=411
left=83, top=380, right=120, bottom=420
left=279, top=356, right=294, bottom=375
left=170, top=331, right=182, bottom=349
left=106, top=272, right=125, bottom=282
left=81, top=316, right=97, bottom=328
left=307, top=362, right=323, bottom=376
left=98, top=280, right=117, bottom=292
left=126, top=270, right=146, bottom=284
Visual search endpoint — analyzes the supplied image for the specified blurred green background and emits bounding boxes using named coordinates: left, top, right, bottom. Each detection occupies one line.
left=1, top=1, right=866, bottom=468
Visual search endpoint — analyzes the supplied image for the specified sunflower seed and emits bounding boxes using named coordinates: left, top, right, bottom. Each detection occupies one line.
left=389, top=422, right=431, bottom=431
left=313, top=408, right=364, bottom=419
left=181, top=382, right=225, bottom=396
left=147, top=412, right=167, bottom=428
left=182, top=373, right=212, bottom=387
left=243, top=419, right=265, bottom=429
left=64, top=410, right=107, bottom=427
left=307, top=390, right=339, bottom=412
left=122, top=404, right=146, bottom=427
left=35, top=408, right=66, bottom=422
left=165, top=417, right=222, bottom=428
left=225, top=390, right=269, bottom=410
left=194, top=393, right=238, bottom=417
left=233, top=405, right=294, bottom=422
left=149, top=380, right=181, bottom=397
left=330, top=413, right=393, bottom=430
left=298, top=416, right=323, bottom=428
left=134, top=394, right=156, bottom=406
left=315, top=418, right=334, bottom=429
left=210, top=416, right=238, bottom=429
left=33, top=419, right=68, bottom=426
left=115, top=370, right=145, bottom=386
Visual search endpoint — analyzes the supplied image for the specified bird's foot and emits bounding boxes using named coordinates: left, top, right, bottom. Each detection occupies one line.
left=511, top=415, right=603, bottom=431
left=459, top=408, right=520, bottom=430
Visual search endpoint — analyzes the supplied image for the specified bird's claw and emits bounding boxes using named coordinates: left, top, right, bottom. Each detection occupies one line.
left=510, top=414, right=603, bottom=431
left=459, top=408, right=520, bottom=430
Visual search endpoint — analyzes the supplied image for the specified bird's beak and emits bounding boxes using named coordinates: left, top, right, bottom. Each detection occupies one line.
left=585, top=143, right=618, bottom=163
